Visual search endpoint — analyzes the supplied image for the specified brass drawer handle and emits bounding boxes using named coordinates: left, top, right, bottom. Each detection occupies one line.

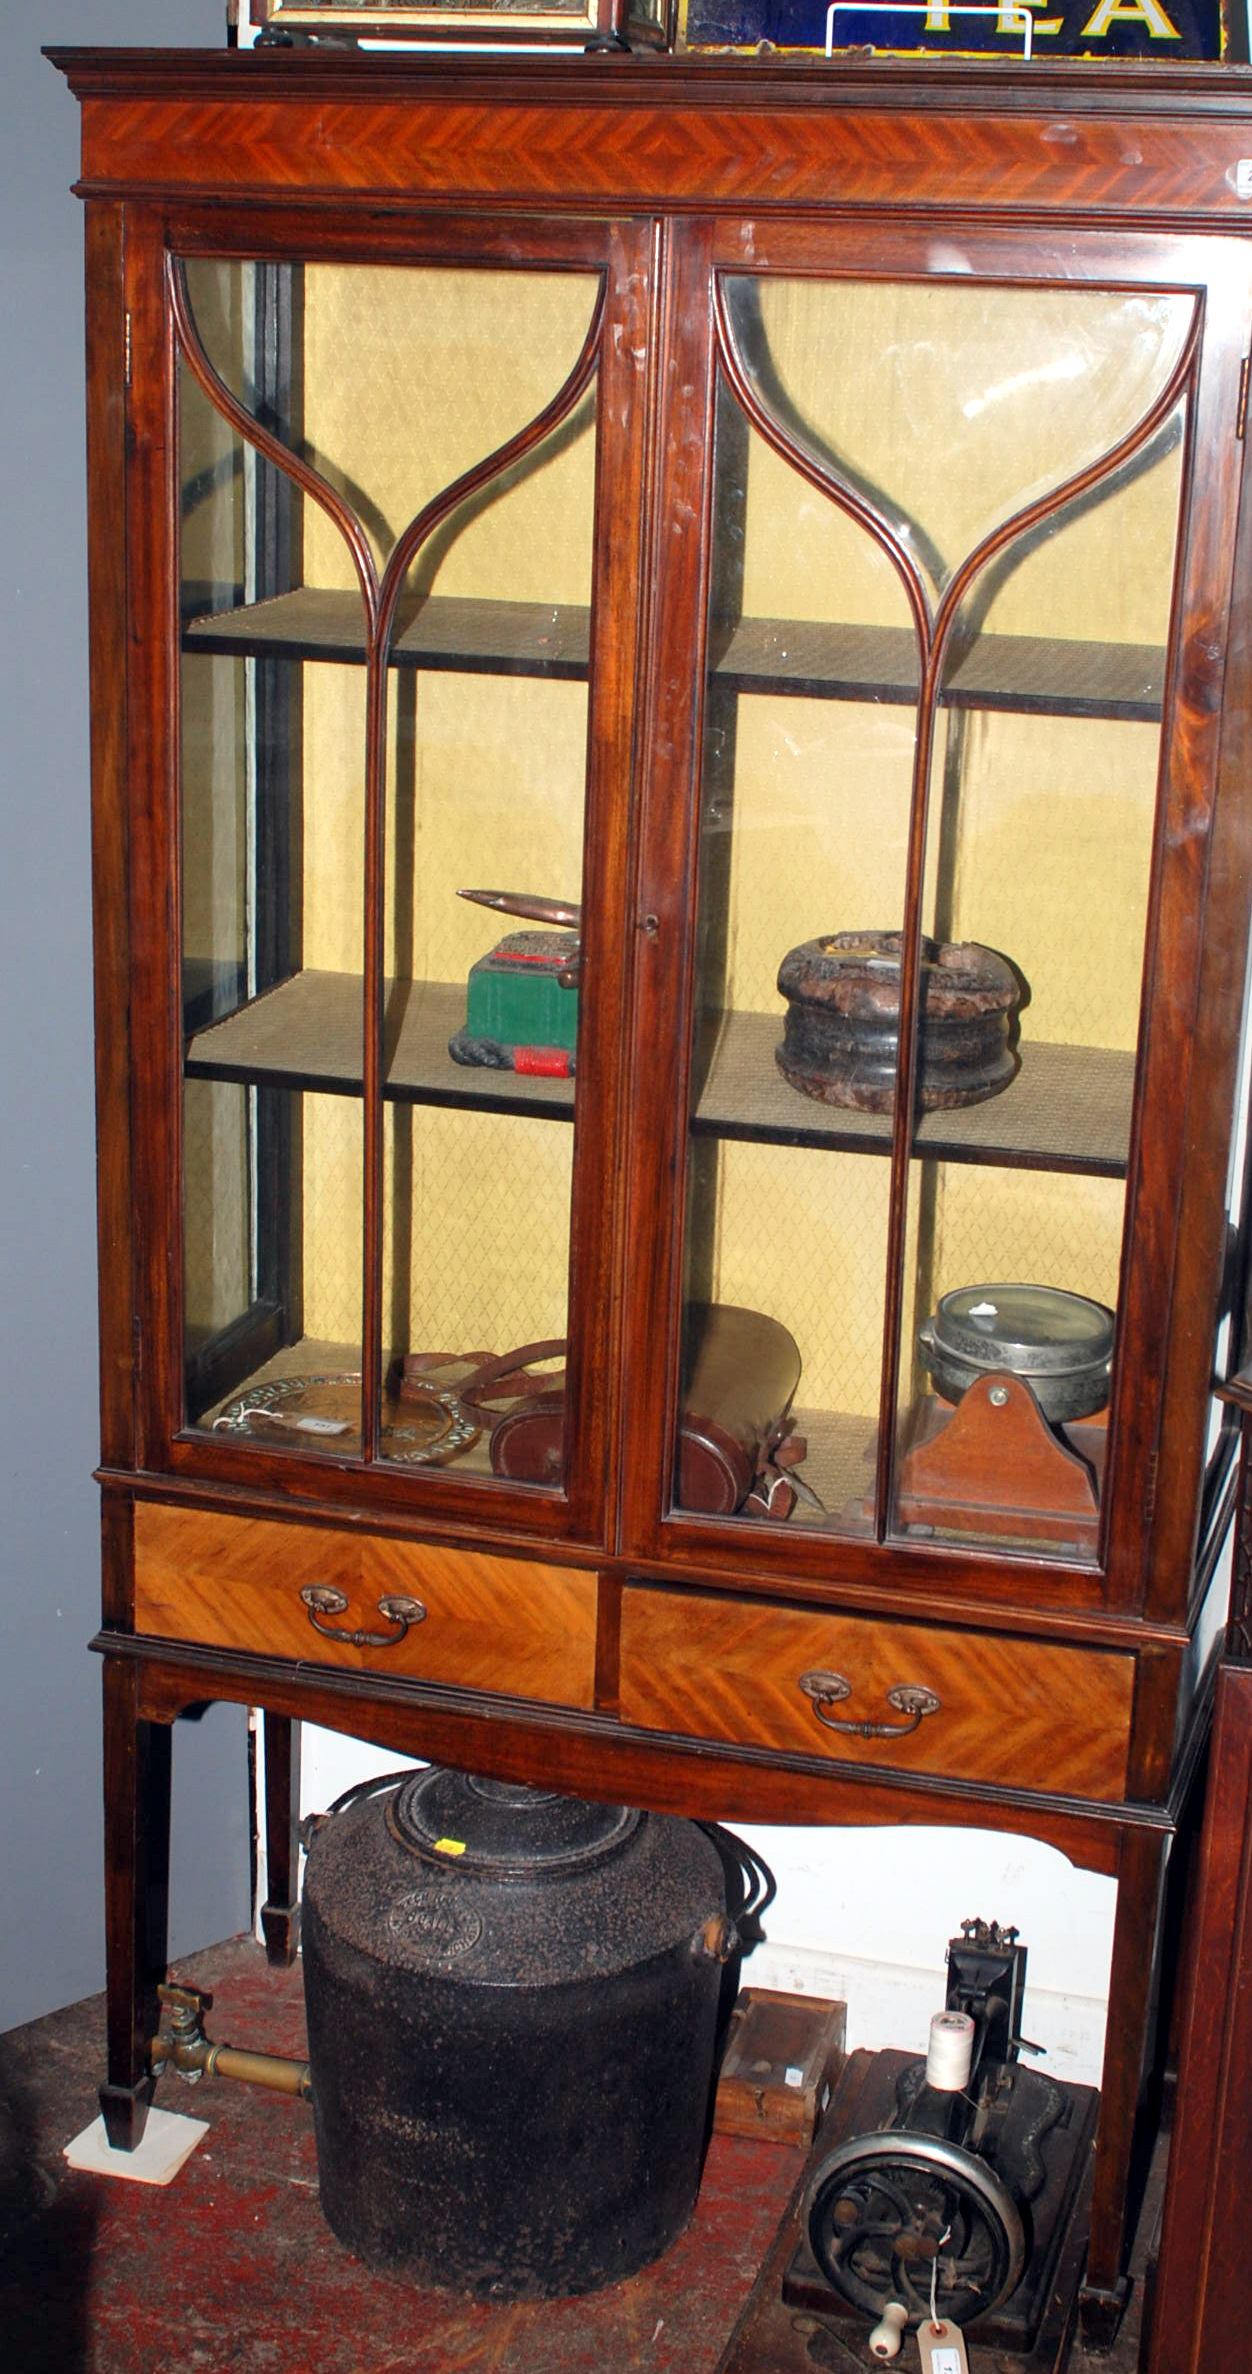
left=299, top=1584, right=427, bottom=1649
left=797, top=1669, right=942, bottom=1740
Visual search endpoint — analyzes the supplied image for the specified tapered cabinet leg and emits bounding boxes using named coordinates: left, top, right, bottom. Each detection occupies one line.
left=1078, top=1821, right=1169, bottom=2342
left=100, top=1655, right=171, bottom=2150
left=259, top=1712, right=302, bottom=1965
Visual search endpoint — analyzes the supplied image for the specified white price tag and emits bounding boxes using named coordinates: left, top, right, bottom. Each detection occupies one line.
left=916, top=2320, right=970, bottom=2374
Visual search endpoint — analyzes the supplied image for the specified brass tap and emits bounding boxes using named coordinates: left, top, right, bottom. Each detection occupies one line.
left=151, top=1982, right=312, bottom=2102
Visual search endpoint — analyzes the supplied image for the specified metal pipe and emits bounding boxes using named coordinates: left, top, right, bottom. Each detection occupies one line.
left=151, top=1981, right=312, bottom=2103
left=150, top=2032, right=312, bottom=2099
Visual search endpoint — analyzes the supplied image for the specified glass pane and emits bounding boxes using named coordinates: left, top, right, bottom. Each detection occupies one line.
left=893, top=405, right=1187, bottom=1557
left=678, top=271, right=1195, bottom=1554
left=895, top=1162, right=1126, bottom=1558
left=723, top=276, right=1193, bottom=597
left=1201, top=972, right=1252, bottom=1517
left=377, top=385, right=596, bottom=1478
left=185, top=1085, right=366, bottom=1453
left=383, top=1106, right=573, bottom=1482
left=184, top=1079, right=251, bottom=1374
left=183, top=258, right=598, bottom=577
left=678, top=381, right=918, bottom=1533
left=177, top=254, right=601, bottom=1492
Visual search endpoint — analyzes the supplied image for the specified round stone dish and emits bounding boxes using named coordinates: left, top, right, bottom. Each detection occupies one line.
left=775, top=930, right=1021, bottom=1113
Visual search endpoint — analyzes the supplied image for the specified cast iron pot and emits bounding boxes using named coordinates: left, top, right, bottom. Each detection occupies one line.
left=301, top=1767, right=757, bottom=2299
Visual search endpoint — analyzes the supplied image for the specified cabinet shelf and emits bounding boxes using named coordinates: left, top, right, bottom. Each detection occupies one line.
left=693, top=1011, right=1133, bottom=1175
left=710, top=617, right=1165, bottom=721
left=185, top=971, right=576, bottom=1117
left=190, top=1339, right=868, bottom=1519
left=183, top=591, right=1164, bottom=722
left=183, top=589, right=592, bottom=679
left=186, top=969, right=1131, bottom=1173
left=193, top=1333, right=501, bottom=1477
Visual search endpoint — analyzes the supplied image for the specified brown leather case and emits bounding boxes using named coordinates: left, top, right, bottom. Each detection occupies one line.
left=486, top=1304, right=802, bottom=1513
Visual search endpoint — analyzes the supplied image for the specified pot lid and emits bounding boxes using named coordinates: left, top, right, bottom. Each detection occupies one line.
left=927, top=1283, right=1114, bottom=1376
left=388, top=1768, right=640, bottom=1880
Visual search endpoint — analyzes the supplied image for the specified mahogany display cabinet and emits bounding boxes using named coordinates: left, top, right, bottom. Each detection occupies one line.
left=52, top=45, right=1252, bottom=2336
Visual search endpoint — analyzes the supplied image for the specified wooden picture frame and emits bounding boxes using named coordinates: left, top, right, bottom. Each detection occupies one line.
left=252, top=0, right=672, bottom=48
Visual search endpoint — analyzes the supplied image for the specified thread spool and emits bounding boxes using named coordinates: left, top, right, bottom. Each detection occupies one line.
left=926, top=2008, right=974, bottom=2091
left=868, top=2300, right=909, bottom=2359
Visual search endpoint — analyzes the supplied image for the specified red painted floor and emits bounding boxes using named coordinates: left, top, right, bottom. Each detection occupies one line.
left=0, top=1938, right=1147, bottom=2374
left=0, top=1937, right=803, bottom=2374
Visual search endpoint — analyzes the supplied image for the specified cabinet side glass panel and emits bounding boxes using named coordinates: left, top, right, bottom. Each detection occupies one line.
left=678, top=270, right=1194, bottom=1550
left=179, top=258, right=365, bottom=1444
left=1203, top=961, right=1252, bottom=1536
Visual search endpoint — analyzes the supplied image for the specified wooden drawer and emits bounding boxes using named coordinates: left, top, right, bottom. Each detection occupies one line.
left=619, top=1585, right=1135, bottom=1803
left=133, top=1503, right=597, bottom=1710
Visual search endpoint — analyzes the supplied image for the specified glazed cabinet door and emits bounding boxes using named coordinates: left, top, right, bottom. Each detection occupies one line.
left=126, top=208, right=651, bottom=1546
left=624, top=218, right=1252, bottom=1611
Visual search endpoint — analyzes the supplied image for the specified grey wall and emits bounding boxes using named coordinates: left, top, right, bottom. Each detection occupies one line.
left=0, top=1, right=251, bottom=2034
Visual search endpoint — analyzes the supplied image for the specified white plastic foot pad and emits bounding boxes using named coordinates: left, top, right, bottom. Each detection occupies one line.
left=63, top=2106, right=209, bottom=2185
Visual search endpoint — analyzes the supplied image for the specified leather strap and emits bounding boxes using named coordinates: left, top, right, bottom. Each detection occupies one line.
left=453, top=1340, right=568, bottom=1410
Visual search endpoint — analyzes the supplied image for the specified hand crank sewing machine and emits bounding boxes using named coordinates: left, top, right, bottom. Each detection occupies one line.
left=777, top=1919, right=1098, bottom=2366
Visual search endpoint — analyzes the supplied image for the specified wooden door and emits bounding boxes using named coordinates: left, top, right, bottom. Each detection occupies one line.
left=120, top=201, right=655, bottom=1552
left=621, top=212, right=1252, bottom=1621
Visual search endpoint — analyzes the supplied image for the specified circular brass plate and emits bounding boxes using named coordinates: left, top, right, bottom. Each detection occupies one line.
left=212, top=1372, right=479, bottom=1465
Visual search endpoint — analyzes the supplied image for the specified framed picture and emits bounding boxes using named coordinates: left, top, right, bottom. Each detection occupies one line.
left=678, top=0, right=1241, bottom=57
left=252, top=0, right=672, bottom=45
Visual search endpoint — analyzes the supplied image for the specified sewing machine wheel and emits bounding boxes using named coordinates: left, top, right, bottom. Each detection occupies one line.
left=805, top=2129, right=1027, bottom=2328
